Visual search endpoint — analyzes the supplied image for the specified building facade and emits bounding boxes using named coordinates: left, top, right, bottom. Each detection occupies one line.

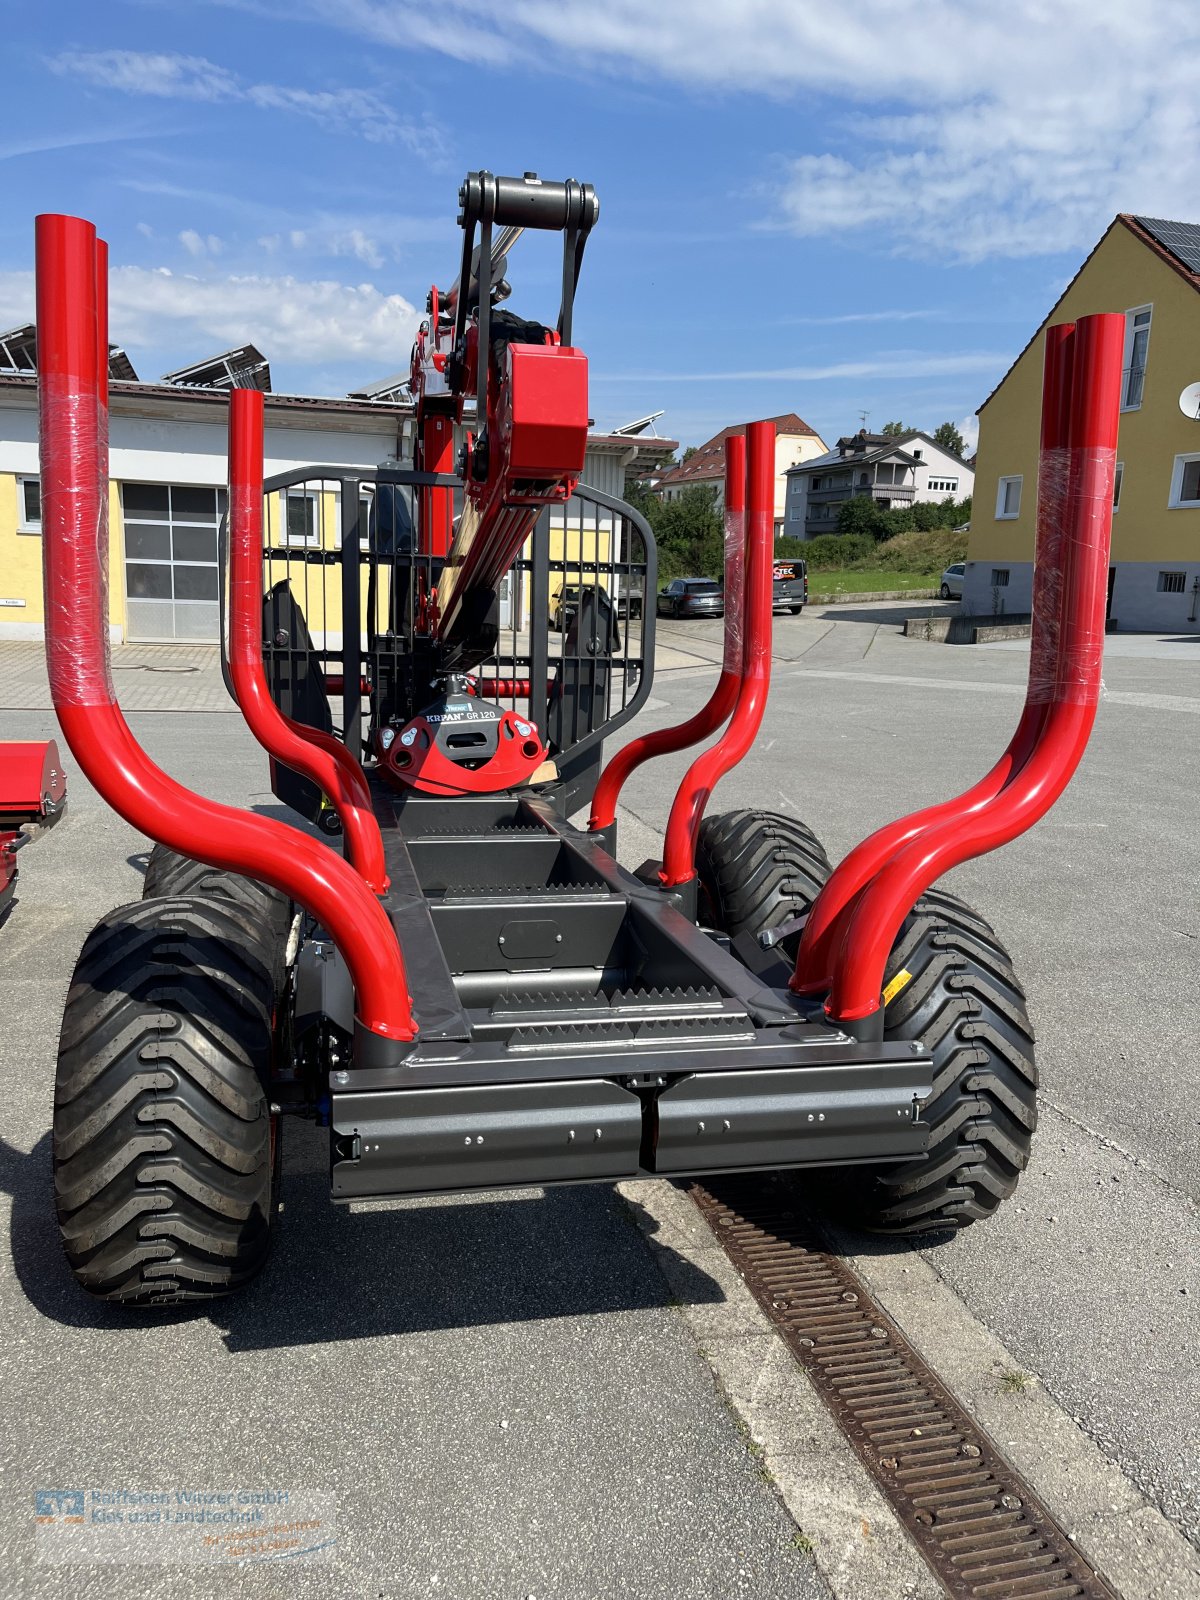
left=968, top=214, right=1200, bottom=630
left=653, top=413, right=828, bottom=534
left=0, top=374, right=677, bottom=645
left=783, top=430, right=973, bottom=539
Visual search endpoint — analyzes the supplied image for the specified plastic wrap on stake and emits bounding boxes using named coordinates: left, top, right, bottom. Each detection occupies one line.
left=721, top=432, right=746, bottom=673
left=36, top=217, right=112, bottom=707
left=1029, top=321, right=1074, bottom=707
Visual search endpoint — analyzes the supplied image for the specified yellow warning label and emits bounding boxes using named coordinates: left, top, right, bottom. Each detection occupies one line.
left=882, top=968, right=913, bottom=1006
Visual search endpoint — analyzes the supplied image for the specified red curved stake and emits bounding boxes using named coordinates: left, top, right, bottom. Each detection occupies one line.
left=659, top=421, right=774, bottom=887
left=36, top=213, right=414, bottom=1046
left=589, top=432, right=748, bottom=833
left=812, top=313, right=1123, bottom=1024
left=227, top=388, right=389, bottom=894
left=792, top=322, right=1078, bottom=996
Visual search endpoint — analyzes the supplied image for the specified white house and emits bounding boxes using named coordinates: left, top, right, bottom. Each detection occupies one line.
left=784, top=429, right=973, bottom=539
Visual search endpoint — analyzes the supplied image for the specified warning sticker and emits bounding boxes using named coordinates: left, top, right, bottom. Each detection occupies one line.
left=882, top=968, right=913, bottom=1006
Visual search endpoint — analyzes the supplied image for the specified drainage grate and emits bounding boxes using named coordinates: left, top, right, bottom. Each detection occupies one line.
left=692, top=1180, right=1120, bottom=1600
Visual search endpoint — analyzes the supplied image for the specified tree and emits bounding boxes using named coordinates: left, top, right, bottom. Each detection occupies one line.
left=836, top=494, right=889, bottom=540
left=932, top=421, right=967, bottom=457
left=881, top=420, right=909, bottom=436
left=655, top=484, right=724, bottom=578
left=680, top=445, right=699, bottom=462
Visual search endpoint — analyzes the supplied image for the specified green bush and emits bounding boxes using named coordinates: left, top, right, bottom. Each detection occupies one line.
left=874, top=527, right=969, bottom=573
left=790, top=533, right=876, bottom=569
left=835, top=495, right=889, bottom=540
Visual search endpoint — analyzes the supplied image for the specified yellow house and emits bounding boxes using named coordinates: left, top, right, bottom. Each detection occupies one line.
left=969, top=214, right=1200, bottom=630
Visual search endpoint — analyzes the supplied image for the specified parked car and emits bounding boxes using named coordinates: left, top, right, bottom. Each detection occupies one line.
left=772, top=558, right=808, bottom=614
left=656, top=577, right=724, bottom=618
left=940, top=562, right=965, bottom=600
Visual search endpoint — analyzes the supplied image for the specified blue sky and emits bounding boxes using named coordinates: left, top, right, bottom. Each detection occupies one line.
left=2, top=1, right=1197, bottom=452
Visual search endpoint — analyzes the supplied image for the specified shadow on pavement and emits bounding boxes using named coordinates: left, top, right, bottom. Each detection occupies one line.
left=820, top=602, right=956, bottom=627
left=3, top=1127, right=724, bottom=1345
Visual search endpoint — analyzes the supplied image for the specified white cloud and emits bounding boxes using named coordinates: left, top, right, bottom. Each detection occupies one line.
left=272, top=0, right=1200, bottom=263
left=0, top=264, right=418, bottom=369
left=594, top=353, right=1011, bottom=384
left=179, top=230, right=223, bottom=258
left=49, top=49, right=447, bottom=157
left=328, top=228, right=384, bottom=270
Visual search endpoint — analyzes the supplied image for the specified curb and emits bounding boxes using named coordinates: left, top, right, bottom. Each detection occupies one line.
left=810, top=588, right=938, bottom=605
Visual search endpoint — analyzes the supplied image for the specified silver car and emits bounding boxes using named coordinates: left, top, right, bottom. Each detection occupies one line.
left=940, top=562, right=965, bottom=600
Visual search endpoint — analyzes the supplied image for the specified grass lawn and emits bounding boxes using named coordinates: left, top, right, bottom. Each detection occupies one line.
left=808, top=569, right=938, bottom=595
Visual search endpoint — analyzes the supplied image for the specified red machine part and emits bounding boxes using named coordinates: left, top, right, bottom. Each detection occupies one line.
left=0, top=740, right=67, bottom=828
left=376, top=706, right=547, bottom=796
left=35, top=212, right=415, bottom=1045
left=659, top=421, right=776, bottom=887
left=228, top=388, right=390, bottom=895
left=794, top=313, right=1124, bottom=1026
left=589, top=433, right=748, bottom=833
left=436, top=342, right=589, bottom=646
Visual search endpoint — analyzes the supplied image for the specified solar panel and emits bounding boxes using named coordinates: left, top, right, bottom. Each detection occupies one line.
left=1134, top=216, right=1200, bottom=277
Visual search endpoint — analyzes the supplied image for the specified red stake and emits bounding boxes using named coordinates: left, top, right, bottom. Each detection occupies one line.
left=659, top=421, right=774, bottom=887
left=36, top=214, right=414, bottom=1046
left=793, top=322, right=1078, bottom=997
left=807, top=313, right=1123, bottom=1026
left=227, top=388, right=390, bottom=894
left=589, top=432, right=747, bottom=833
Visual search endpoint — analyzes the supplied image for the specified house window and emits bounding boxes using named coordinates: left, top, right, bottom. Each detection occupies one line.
left=788, top=506, right=801, bottom=522
left=991, top=569, right=1010, bottom=587
left=810, top=477, right=822, bottom=490
left=1112, top=462, right=1123, bottom=512
left=912, top=448, right=922, bottom=460
left=995, top=476, right=1022, bottom=518
left=1169, top=454, right=1200, bottom=508
left=1121, top=305, right=1151, bottom=410
left=17, top=475, right=40, bottom=531
left=927, top=476, right=959, bottom=493
left=1157, top=570, right=1186, bottom=593
left=121, top=482, right=225, bottom=642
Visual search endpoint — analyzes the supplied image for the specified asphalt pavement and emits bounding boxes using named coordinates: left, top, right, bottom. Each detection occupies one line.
left=1, top=605, right=1197, bottom=1596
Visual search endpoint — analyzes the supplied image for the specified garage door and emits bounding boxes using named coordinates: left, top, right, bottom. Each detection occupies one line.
left=122, top=483, right=226, bottom=642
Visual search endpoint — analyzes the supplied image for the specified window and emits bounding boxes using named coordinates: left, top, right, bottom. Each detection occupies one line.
left=1112, top=462, right=1123, bottom=512
left=995, top=476, right=1022, bottom=518
left=1121, top=305, right=1151, bottom=410
left=927, top=476, right=959, bottom=493
left=788, top=506, right=801, bottom=522
left=1158, top=571, right=1186, bottom=593
left=991, top=569, right=1010, bottom=587
left=17, top=475, right=40, bottom=531
left=810, top=477, right=822, bottom=490
left=1169, top=454, right=1200, bottom=508
left=121, top=482, right=225, bottom=641
left=912, top=448, right=922, bottom=460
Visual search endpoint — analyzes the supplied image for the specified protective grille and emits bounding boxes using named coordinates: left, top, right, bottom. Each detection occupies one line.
left=245, top=466, right=656, bottom=770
